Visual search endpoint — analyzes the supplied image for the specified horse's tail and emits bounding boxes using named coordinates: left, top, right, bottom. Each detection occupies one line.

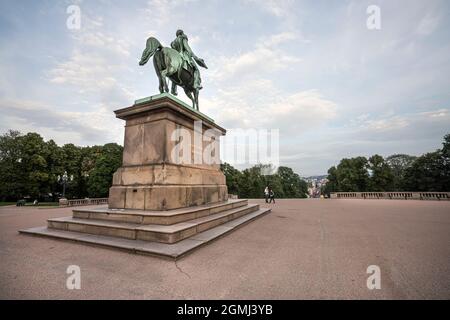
left=139, top=37, right=162, bottom=66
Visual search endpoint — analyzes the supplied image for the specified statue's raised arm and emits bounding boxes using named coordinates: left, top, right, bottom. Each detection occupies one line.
left=179, top=34, right=208, bottom=69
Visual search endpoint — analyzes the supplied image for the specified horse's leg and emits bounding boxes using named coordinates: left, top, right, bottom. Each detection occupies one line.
left=158, top=78, right=165, bottom=93
left=194, top=89, right=199, bottom=110
left=171, top=81, right=178, bottom=95
left=155, top=71, right=166, bottom=93
left=160, top=70, right=169, bottom=92
left=163, top=53, right=180, bottom=94
left=184, top=88, right=195, bottom=108
left=153, top=57, right=166, bottom=93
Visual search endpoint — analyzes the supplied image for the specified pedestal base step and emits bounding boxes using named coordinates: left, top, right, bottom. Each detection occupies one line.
left=73, top=199, right=248, bottom=225
left=19, top=208, right=271, bottom=259
left=47, top=203, right=259, bottom=244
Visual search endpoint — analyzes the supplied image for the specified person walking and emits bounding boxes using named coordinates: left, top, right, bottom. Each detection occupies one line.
left=269, top=188, right=275, bottom=204
left=264, top=186, right=269, bottom=203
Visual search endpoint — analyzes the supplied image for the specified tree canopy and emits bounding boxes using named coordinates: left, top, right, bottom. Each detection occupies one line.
left=220, top=163, right=308, bottom=199
left=0, top=130, right=123, bottom=201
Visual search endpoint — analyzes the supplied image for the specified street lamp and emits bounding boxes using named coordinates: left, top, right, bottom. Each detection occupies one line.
left=57, top=171, right=74, bottom=199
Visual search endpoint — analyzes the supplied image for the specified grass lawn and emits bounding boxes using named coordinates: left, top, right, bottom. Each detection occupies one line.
left=33, top=202, right=59, bottom=207
left=0, top=202, right=16, bottom=206
left=0, top=202, right=59, bottom=207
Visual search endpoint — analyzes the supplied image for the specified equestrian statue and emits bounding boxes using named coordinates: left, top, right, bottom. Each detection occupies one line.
left=139, top=30, right=207, bottom=111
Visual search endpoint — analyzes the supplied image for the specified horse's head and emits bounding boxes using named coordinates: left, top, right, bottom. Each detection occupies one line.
left=139, top=37, right=162, bottom=66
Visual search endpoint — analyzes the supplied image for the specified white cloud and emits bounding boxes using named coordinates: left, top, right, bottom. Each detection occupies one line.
left=416, top=12, right=440, bottom=36
left=47, top=11, right=135, bottom=107
left=50, top=51, right=115, bottom=88
left=0, top=99, right=123, bottom=146
left=72, top=31, right=130, bottom=57
left=424, top=109, right=449, bottom=118
left=203, top=79, right=337, bottom=135
left=210, top=32, right=302, bottom=82
left=346, top=108, right=450, bottom=141
left=246, top=0, right=295, bottom=18
left=145, top=0, right=198, bottom=27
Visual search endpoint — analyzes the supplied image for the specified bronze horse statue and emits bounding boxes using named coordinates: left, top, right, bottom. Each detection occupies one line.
left=139, top=37, right=205, bottom=110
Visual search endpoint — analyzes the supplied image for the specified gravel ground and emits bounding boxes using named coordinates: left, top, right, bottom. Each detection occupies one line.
left=0, top=199, right=449, bottom=299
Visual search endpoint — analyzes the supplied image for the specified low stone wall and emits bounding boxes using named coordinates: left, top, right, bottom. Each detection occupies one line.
left=330, top=192, right=450, bottom=200
left=63, top=198, right=109, bottom=207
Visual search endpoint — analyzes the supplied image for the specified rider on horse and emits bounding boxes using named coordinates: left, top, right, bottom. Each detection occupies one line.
left=170, top=29, right=207, bottom=94
left=138, top=31, right=207, bottom=110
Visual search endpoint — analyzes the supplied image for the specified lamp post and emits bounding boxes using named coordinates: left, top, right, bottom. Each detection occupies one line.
left=57, top=171, right=73, bottom=205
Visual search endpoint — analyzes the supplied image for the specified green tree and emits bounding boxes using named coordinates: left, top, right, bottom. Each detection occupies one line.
left=401, top=134, right=450, bottom=191
left=0, top=130, right=25, bottom=200
left=18, top=132, right=53, bottom=198
left=336, top=157, right=370, bottom=192
left=45, top=139, right=64, bottom=199
left=277, top=166, right=307, bottom=198
left=442, top=134, right=450, bottom=158
left=402, top=152, right=443, bottom=191
left=59, top=143, right=84, bottom=198
left=220, top=162, right=242, bottom=195
left=238, top=165, right=267, bottom=198
left=221, top=163, right=307, bottom=199
left=368, top=154, right=394, bottom=191
left=264, top=172, right=285, bottom=198
left=385, top=154, right=416, bottom=190
left=441, top=134, right=450, bottom=190
left=86, top=143, right=123, bottom=197
left=322, top=166, right=338, bottom=195
left=0, top=130, right=125, bottom=201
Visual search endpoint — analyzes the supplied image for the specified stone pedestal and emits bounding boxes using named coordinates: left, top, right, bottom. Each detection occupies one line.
left=58, top=198, right=68, bottom=206
left=108, top=93, right=228, bottom=210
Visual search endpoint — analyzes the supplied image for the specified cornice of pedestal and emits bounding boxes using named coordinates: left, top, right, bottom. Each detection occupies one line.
left=114, top=93, right=226, bottom=134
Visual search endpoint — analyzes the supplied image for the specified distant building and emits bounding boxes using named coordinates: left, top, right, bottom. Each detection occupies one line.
left=305, top=175, right=328, bottom=198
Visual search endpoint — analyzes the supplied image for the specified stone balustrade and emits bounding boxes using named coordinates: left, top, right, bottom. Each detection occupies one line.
left=61, top=198, right=109, bottom=207
left=330, top=192, right=450, bottom=200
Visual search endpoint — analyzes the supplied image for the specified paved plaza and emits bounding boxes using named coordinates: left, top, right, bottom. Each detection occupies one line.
left=0, top=199, right=449, bottom=299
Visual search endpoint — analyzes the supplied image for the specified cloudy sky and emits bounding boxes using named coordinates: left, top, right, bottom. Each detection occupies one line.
left=1, top=0, right=449, bottom=176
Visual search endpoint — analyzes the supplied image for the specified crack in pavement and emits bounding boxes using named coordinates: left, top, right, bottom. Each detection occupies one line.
left=174, top=260, right=191, bottom=279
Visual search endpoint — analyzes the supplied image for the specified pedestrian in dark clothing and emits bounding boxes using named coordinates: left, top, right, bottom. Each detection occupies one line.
left=269, top=189, right=275, bottom=204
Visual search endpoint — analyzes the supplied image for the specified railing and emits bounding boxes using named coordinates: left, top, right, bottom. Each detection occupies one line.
left=63, top=198, right=109, bottom=207
left=330, top=192, right=450, bottom=200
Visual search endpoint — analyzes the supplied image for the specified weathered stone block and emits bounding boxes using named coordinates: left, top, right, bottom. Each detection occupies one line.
left=125, top=187, right=146, bottom=210
left=123, top=124, right=144, bottom=166
left=109, top=94, right=228, bottom=211
left=108, top=187, right=126, bottom=209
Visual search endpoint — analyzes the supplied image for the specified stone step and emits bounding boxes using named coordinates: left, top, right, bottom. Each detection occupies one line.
left=72, top=199, right=248, bottom=225
left=48, top=204, right=260, bottom=244
left=19, top=208, right=271, bottom=259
